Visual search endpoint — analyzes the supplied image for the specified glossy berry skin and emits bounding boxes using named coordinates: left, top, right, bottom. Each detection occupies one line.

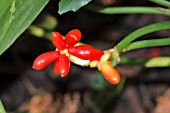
left=33, top=51, right=60, bottom=70
left=68, top=45, right=94, bottom=60
left=54, top=54, right=70, bottom=77
left=51, top=32, right=66, bottom=50
left=98, top=61, right=120, bottom=84
left=90, top=49, right=103, bottom=61
left=65, top=29, right=81, bottom=47
left=53, top=59, right=60, bottom=75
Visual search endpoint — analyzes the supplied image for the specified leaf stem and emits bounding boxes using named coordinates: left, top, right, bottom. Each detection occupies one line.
left=149, top=0, right=170, bottom=8
left=124, top=38, right=170, bottom=52
left=115, top=21, right=170, bottom=54
left=87, top=4, right=170, bottom=16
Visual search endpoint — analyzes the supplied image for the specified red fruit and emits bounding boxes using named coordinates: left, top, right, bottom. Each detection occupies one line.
left=90, top=49, right=103, bottom=61
left=98, top=62, right=120, bottom=84
left=54, top=54, right=70, bottom=77
left=53, top=60, right=60, bottom=75
left=33, top=51, right=60, bottom=70
left=51, top=32, right=66, bottom=50
left=65, top=29, right=81, bottom=47
left=68, top=45, right=94, bottom=60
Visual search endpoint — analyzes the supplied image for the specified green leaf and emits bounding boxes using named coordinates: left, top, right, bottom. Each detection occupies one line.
left=149, top=0, right=170, bottom=8
left=124, top=38, right=170, bottom=52
left=0, top=100, right=6, bottom=113
left=58, top=0, right=91, bottom=15
left=0, top=0, right=49, bottom=55
left=145, top=57, right=170, bottom=67
left=87, top=4, right=170, bottom=16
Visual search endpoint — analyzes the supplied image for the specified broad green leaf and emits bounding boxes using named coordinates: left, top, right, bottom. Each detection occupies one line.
left=145, top=57, right=170, bottom=67
left=0, top=0, right=13, bottom=17
left=58, top=0, right=91, bottom=15
left=0, top=0, right=49, bottom=55
left=0, top=100, right=6, bottom=113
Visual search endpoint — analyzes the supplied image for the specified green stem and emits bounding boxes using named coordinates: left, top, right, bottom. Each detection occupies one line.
left=87, top=4, right=170, bottom=16
left=149, top=0, right=170, bottom=8
left=124, top=38, right=170, bottom=52
left=115, top=21, right=170, bottom=54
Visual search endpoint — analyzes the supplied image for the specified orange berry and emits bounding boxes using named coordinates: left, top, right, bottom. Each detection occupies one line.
left=98, top=62, right=120, bottom=84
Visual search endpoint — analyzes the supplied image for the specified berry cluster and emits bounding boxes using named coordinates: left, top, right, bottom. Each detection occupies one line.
left=33, top=29, right=120, bottom=84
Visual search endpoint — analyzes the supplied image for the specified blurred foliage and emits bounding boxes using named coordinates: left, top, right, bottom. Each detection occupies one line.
left=145, top=57, right=170, bottom=67
left=92, top=77, right=126, bottom=113
left=28, top=14, right=58, bottom=40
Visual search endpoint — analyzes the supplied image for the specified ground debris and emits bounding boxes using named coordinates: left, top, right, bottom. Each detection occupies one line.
left=153, top=88, right=170, bottom=113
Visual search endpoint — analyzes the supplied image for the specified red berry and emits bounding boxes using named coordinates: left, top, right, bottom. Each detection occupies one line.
left=51, top=32, right=66, bottom=50
left=33, top=51, right=60, bottom=70
left=54, top=54, right=70, bottom=77
left=53, top=60, right=60, bottom=75
left=90, top=49, right=103, bottom=61
left=65, top=29, right=81, bottom=47
left=98, top=62, right=120, bottom=84
left=68, top=45, right=94, bottom=60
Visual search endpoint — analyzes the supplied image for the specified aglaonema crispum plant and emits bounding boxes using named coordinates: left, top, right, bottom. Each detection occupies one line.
left=32, top=0, right=170, bottom=85
left=0, top=0, right=170, bottom=85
